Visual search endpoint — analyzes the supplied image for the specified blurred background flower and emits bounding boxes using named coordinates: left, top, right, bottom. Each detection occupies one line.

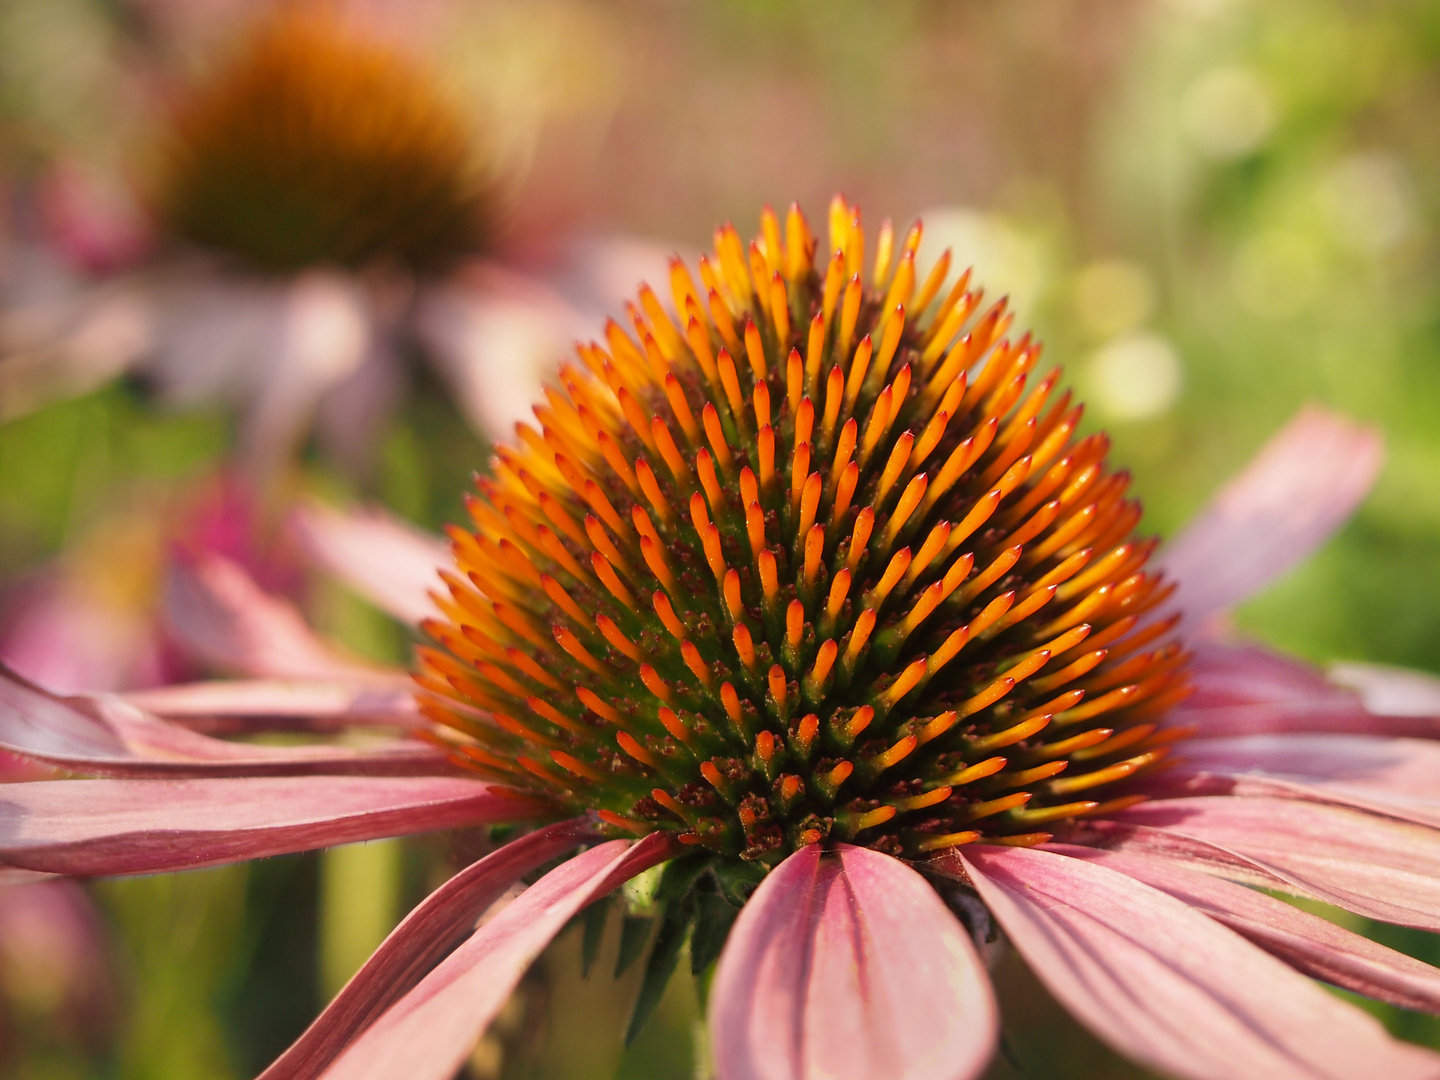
left=2, top=0, right=1440, bottom=1077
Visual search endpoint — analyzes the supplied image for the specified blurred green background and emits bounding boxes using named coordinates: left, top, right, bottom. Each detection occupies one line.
left=2, top=0, right=1440, bottom=1077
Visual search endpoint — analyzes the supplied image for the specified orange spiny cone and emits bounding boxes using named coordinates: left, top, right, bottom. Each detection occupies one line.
left=419, top=197, right=1190, bottom=867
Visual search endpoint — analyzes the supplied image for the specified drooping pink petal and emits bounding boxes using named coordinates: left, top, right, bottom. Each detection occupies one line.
left=262, top=818, right=596, bottom=1080
left=1050, top=842, right=1440, bottom=1015
left=1156, top=406, right=1382, bottom=632
left=0, top=665, right=446, bottom=777
left=0, top=775, right=542, bottom=876
left=1173, top=642, right=1440, bottom=738
left=951, top=845, right=1440, bottom=1080
left=163, top=554, right=389, bottom=681
left=1114, top=796, right=1440, bottom=930
left=709, top=843, right=997, bottom=1080
left=414, top=264, right=587, bottom=440
left=120, top=678, right=419, bottom=734
left=241, top=272, right=371, bottom=479
left=315, top=832, right=678, bottom=1080
left=288, top=502, right=449, bottom=625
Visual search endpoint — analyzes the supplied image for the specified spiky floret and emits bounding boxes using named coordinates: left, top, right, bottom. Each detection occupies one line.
left=418, top=197, right=1191, bottom=868
left=154, top=7, right=489, bottom=274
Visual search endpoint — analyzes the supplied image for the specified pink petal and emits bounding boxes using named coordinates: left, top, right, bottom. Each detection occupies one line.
left=1174, top=642, right=1440, bottom=739
left=120, top=678, right=418, bottom=734
left=240, top=272, right=370, bottom=479
left=1154, top=733, right=1440, bottom=827
left=415, top=264, right=586, bottom=439
left=262, top=818, right=597, bottom=1080
left=1175, top=734, right=1440, bottom=800
left=288, top=502, right=449, bottom=625
left=1330, top=662, right=1440, bottom=719
left=1051, top=842, right=1440, bottom=1015
left=0, top=775, right=540, bottom=876
left=1115, top=796, right=1440, bottom=930
left=951, top=845, right=1440, bottom=1080
left=0, top=665, right=446, bottom=777
left=709, top=844, right=997, bottom=1080
left=1157, top=406, right=1382, bottom=632
left=163, top=555, right=388, bottom=681
left=315, top=831, right=678, bottom=1080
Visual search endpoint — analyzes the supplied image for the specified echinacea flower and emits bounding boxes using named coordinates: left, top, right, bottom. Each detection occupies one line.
left=0, top=5, right=649, bottom=470
left=5, top=198, right=1440, bottom=1080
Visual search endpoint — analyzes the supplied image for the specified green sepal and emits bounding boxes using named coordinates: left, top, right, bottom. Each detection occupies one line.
left=615, top=913, right=654, bottom=978
left=689, top=888, right=740, bottom=976
left=580, top=896, right=610, bottom=978
left=712, top=858, right=767, bottom=907
left=624, top=893, right=695, bottom=1045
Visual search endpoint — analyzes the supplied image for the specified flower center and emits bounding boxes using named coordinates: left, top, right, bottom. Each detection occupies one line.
left=153, top=9, right=489, bottom=274
left=417, top=199, right=1191, bottom=869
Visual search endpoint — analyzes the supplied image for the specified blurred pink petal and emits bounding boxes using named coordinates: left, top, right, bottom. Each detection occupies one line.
left=0, top=572, right=169, bottom=694
left=1156, top=406, right=1382, bottom=633
left=958, top=845, right=1440, bottom=1080
left=416, top=263, right=590, bottom=441
left=121, top=679, right=418, bottom=733
left=0, top=775, right=537, bottom=876
left=710, top=844, right=996, bottom=1080
left=0, top=276, right=155, bottom=424
left=163, top=554, right=388, bottom=681
left=0, top=878, right=115, bottom=1032
left=315, top=832, right=678, bottom=1080
left=242, top=272, right=372, bottom=478
left=1115, top=796, right=1440, bottom=930
left=262, top=817, right=596, bottom=1080
left=37, top=160, right=154, bottom=274
left=1173, top=643, right=1440, bottom=739
left=1052, top=843, right=1440, bottom=1015
left=0, top=665, right=445, bottom=777
left=289, top=502, right=449, bottom=624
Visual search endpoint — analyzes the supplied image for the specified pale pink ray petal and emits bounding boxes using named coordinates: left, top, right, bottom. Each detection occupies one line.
left=1174, top=734, right=1440, bottom=799
left=710, top=843, right=997, bottom=1080
left=315, top=832, right=679, bottom=1080
left=1051, top=842, right=1440, bottom=1015
left=262, top=818, right=596, bottom=1080
left=119, top=678, right=419, bottom=734
left=163, top=554, right=391, bottom=681
left=1330, top=662, right=1440, bottom=719
left=1156, top=406, right=1382, bottom=633
left=0, top=665, right=447, bottom=777
left=1173, top=642, right=1440, bottom=739
left=1114, top=796, right=1440, bottom=930
left=288, top=502, right=449, bottom=625
left=0, top=775, right=542, bottom=876
left=951, top=845, right=1440, bottom=1080
left=1151, top=734, right=1440, bottom=826
left=1137, top=772, right=1440, bottom=832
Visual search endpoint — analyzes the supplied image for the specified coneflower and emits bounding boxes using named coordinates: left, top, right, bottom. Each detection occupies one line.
left=2, top=200, right=1437, bottom=1080
left=154, top=6, right=490, bottom=273
left=417, top=195, right=1186, bottom=876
